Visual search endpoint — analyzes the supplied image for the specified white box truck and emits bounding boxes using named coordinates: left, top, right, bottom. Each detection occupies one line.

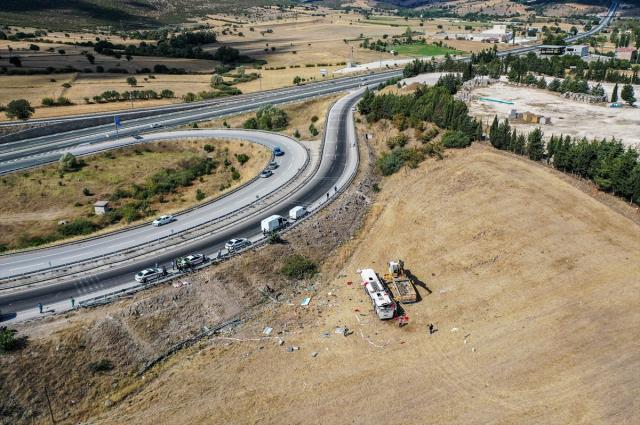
left=289, top=206, right=307, bottom=220
left=261, top=215, right=287, bottom=234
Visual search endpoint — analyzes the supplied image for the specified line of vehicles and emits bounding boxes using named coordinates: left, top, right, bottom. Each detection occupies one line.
left=134, top=205, right=308, bottom=283
left=360, top=260, right=417, bottom=320
left=151, top=147, right=285, bottom=229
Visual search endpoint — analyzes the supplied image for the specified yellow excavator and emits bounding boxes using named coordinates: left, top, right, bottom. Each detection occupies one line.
left=383, top=260, right=417, bottom=304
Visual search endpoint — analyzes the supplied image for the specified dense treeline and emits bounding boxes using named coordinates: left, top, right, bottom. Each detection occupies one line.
left=505, top=52, right=640, bottom=85
left=489, top=117, right=640, bottom=205
left=72, top=31, right=252, bottom=64
left=358, top=86, right=482, bottom=140
left=404, top=48, right=640, bottom=85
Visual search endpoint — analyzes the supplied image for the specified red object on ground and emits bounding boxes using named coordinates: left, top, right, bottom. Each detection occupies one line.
left=347, top=281, right=352, bottom=285
left=354, top=308, right=360, bottom=312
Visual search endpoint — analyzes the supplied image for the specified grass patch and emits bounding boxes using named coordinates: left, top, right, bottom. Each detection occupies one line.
left=390, top=43, right=462, bottom=57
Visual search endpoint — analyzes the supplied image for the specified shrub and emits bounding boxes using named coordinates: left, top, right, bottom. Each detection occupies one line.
left=293, top=129, right=301, bottom=138
left=243, top=117, right=258, bottom=129
left=267, top=231, right=284, bottom=244
left=0, top=327, right=26, bottom=353
left=5, top=99, right=34, bottom=120
left=57, top=218, right=98, bottom=237
left=308, top=123, right=319, bottom=137
left=377, top=150, right=404, bottom=176
left=196, top=189, right=205, bottom=201
left=82, top=187, right=93, bottom=196
left=235, top=153, right=250, bottom=165
left=420, top=127, right=439, bottom=143
left=281, top=254, right=318, bottom=279
left=203, top=144, right=214, bottom=153
left=442, top=130, right=471, bottom=148
left=310, top=115, right=319, bottom=123
left=89, top=359, right=113, bottom=372
left=386, top=134, right=409, bottom=149
left=42, top=97, right=56, bottom=106
left=58, top=152, right=83, bottom=172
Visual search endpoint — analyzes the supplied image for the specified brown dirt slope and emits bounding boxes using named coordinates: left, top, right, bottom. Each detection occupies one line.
left=89, top=143, right=640, bottom=425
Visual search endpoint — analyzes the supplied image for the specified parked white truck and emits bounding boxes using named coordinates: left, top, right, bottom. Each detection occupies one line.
left=261, top=214, right=288, bottom=234
left=360, top=268, right=396, bottom=320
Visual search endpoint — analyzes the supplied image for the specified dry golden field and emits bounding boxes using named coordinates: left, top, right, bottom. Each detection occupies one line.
left=83, top=142, right=640, bottom=425
left=0, top=138, right=269, bottom=251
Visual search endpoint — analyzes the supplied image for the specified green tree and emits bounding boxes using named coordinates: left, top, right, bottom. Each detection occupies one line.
left=5, top=99, right=34, bottom=120
left=514, top=134, right=527, bottom=155
left=126, top=76, right=137, bottom=87
left=211, top=74, right=224, bottom=88
left=611, top=83, right=619, bottom=102
left=442, top=130, right=471, bottom=148
left=256, top=105, right=288, bottom=130
left=621, top=84, right=636, bottom=106
left=293, top=75, right=302, bottom=85
left=59, top=152, right=80, bottom=172
left=86, top=53, right=95, bottom=64
left=526, top=128, right=545, bottom=161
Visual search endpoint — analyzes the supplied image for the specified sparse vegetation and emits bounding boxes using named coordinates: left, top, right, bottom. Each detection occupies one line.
left=281, top=254, right=318, bottom=279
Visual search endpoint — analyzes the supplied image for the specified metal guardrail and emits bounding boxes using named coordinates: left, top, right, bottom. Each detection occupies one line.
left=1, top=131, right=312, bottom=286
left=74, top=93, right=363, bottom=309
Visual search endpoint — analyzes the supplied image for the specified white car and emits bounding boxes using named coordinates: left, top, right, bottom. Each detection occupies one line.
left=135, top=267, right=166, bottom=283
left=152, top=215, right=175, bottom=226
left=225, top=238, right=251, bottom=252
left=260, top=170, right=273, bottom=178
left=266, top=160, right=278, bottom=170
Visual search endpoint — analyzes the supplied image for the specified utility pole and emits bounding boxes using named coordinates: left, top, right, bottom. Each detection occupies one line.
left=44, top=385, right=56, bottom=424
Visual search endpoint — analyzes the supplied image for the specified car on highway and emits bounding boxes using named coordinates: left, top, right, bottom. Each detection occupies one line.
left=175, top=254, right=206, bottom=270
left=152, top=215, right=176, bottom=226
left=133, top=135, right=143, bottom=140
left=273, top=146, right=284, bottom=156
left=150, top=123, right=162, bottom=129
left=260, top=169, right=273, bottom=178
left=135, top=267, right=166, bottom=283
left=225, top=238, right=252, bottom=252
left=266, top=160, right=279, bottom=170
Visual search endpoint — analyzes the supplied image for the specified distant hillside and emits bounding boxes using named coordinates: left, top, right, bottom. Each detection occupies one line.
left=0, top=0, right=290, bottom=30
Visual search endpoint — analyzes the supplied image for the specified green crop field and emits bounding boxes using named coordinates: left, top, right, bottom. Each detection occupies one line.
left=391, top=43, right=463, bottom=57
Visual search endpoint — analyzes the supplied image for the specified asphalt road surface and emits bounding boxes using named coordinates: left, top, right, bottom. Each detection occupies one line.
left=0, top=89, right=364, bottom=318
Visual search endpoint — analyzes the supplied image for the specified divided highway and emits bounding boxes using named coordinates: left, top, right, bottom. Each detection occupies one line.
left=0, top=0, right=617, bottom=320
left=0, top=89, right=364, bottom=319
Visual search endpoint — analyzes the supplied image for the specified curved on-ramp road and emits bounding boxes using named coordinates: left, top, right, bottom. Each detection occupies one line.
left=0, top=88, right=363, bottom=321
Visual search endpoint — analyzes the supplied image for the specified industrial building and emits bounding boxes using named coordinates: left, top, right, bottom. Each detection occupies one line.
left=565, top=45, right=589, bottom=57
left=615, top=47, right=637, bottom=61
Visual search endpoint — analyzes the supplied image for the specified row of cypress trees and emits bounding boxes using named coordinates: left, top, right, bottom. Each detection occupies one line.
left=489, top=117, right=640, bottom=205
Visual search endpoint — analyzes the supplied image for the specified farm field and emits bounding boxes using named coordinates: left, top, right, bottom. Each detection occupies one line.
left=0, top=138, right=269, bottom=252
left=390, top=43, right=462, bottom=57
